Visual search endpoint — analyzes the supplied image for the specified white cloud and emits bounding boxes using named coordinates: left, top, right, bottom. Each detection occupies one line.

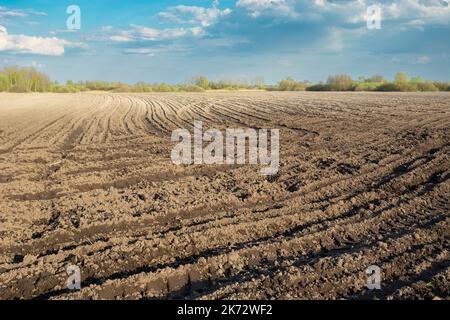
left=49, top=29, right=77, bottom=35
left=234, top=0, right=450, bottom=27
left=317, top=0, right=450, bottom=26
left=314, top=0, right=326, bottom=7
left=236, top=0, right=296, bottom=18
left=30, top=61, right=44, bottom=68
left=389, top=56, right=401, bottom=63
left=0, top=7, right=26, bottom=18
left=0, top=6, right=46, bottom=19
left=101, top=26, right=114, bottom=32
left=123, top=44, right=192, bottom=56
left=0, top=25, right=77, bottom=56
left=388, top=54, right=433, bottom=65
left=110, top=34, right=134, bottom=43
left=382, top=0, right=450, bottom=25
left=105, top=24, right=205, bottom=43
left=159, top=4, right=231, bottom=27
left=416, top=55, right=431, bottom=64
left=123, top=48, right=156, bottom=56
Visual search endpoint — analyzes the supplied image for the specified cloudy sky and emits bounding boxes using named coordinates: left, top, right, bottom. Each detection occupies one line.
left=0, top=0, right=449, bottom=83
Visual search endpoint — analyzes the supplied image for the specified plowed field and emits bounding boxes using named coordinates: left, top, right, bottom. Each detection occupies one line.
left=0, top=92, right=448, bottom=300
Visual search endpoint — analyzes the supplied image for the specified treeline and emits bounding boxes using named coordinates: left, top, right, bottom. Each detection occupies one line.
left=0, top=69, right=265, bottom=93
left=1, top=67, right=449, bottom=93
left=53, top=81, right=207, bottom=93
left=274, top=73, right=450, bottom=92
left=0, top=66, right=51, bottom=92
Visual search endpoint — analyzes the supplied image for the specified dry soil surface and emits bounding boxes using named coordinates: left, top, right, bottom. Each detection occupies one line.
left=0, top=92, right=448, bottom=300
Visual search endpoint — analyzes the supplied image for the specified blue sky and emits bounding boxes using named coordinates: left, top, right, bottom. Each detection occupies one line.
left=0, top=0, right=449, bottom=84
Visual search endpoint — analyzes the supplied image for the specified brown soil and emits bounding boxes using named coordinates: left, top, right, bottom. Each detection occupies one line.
left=0, top=92, right=448, bottom=300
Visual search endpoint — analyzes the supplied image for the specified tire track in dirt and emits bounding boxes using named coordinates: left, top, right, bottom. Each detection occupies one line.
left=1, top=163, right=447, bottom=299
left=0, top=92, right=448, bottom=300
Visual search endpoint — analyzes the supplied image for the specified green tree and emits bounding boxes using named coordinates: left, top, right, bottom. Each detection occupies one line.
left=194, top=76, right=210, bottom=90
left=394, top=72, right=408, bottom=84
left=410, top=76, right=423, bottom=84
left=0, top=74, right=10, bottom=91
left=327, top=74, right=354, bottom=91
left=417, top=82, right=438, bottom=92
left=278, top=77, right=306, bottom=91
left=366, top=75, right=385, bottom=83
